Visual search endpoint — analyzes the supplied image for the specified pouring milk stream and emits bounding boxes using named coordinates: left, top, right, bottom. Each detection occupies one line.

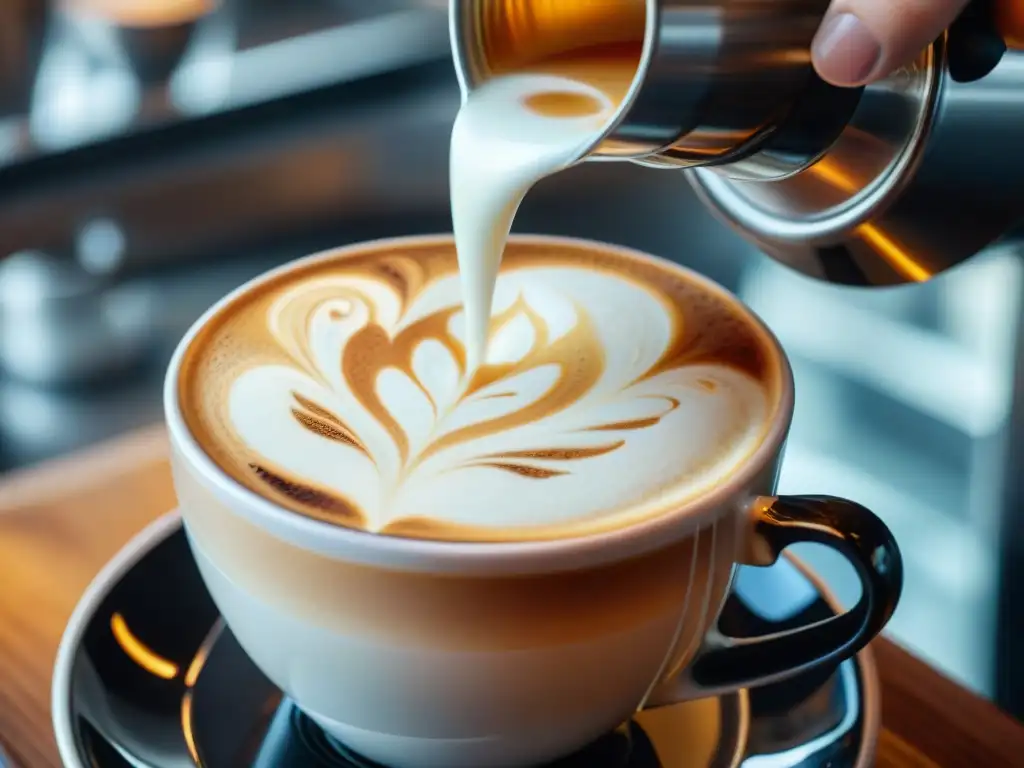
left=450, top=51, right=638, bottom=371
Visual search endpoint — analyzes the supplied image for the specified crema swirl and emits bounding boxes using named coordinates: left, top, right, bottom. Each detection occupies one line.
left=178, top=238, right=781, bottom=542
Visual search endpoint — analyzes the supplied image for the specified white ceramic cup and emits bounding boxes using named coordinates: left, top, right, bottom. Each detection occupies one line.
left=165, top=234, right=903, bottom=768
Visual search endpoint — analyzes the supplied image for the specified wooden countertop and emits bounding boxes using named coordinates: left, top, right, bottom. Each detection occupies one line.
left=1, top=426, right=1023, bottom=768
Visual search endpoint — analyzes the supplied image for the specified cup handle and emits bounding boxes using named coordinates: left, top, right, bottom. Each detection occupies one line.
left=649, top=494, right=903, bottom=705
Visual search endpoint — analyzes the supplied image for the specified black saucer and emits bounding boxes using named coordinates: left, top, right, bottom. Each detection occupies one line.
left=52, top=513, right=878, bottom=768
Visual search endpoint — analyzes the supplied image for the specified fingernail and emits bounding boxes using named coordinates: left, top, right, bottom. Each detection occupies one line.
left=812, top=12, right=882, bottom=86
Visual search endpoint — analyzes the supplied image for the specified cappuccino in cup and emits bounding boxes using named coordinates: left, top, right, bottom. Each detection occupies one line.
left=168, top=236, right=901, bottom=768
left=177, top=237, right=781, bottom=543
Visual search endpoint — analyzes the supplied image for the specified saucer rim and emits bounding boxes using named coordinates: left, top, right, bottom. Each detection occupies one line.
left=52, top=511, right=185, bottom=768
left=51, top=509, right=880, bottom=768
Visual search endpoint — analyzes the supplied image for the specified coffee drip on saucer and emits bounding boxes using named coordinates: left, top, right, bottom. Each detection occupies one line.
left=451, top=0, right=1024, bottom=287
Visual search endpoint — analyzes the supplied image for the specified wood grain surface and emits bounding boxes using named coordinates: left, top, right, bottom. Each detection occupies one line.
left=0, top=426, right=1022, bottom=768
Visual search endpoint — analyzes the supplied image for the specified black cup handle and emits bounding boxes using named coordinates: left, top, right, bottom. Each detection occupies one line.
left=685, top=495, right=903, bottom=695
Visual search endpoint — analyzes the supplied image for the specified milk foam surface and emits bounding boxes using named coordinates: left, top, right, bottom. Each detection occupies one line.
left=178, top=241, right=778, bottom=541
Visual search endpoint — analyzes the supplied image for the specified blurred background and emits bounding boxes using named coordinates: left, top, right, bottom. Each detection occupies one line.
left=0, top=0, right=1022, bottom=721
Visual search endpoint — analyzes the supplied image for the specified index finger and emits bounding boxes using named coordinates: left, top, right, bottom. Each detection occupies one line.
left=812, top=0, right=970, bottom=86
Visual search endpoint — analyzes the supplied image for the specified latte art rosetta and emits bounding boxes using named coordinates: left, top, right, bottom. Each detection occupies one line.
left=179, top=241, right=778, bottom=541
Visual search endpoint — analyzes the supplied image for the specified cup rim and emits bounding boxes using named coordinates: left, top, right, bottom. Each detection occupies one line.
left=164, top=233, right=795, bottom=574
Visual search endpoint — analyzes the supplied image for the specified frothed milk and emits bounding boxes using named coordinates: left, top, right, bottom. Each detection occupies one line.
left=178, top=238, right=780, bottom=542
left=450, top=46, right=638, bottom=372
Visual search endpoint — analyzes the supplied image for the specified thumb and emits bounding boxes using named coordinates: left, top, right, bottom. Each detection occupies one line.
left=812, top=0, right=971, bottom=86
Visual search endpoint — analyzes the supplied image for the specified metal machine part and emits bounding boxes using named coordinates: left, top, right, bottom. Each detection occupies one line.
left=0, top=1, right=454, bottom=271
left=61, top=0, right=217, bottom=87
left=0, top=0, right=47, bottom=115
left=0, top=0, right=451, bottom=169
left=451, top=0, right=1024, bottom=287
left=0, top=246, right=154, bottom=386
left=0, top=68, right=461, bottom=273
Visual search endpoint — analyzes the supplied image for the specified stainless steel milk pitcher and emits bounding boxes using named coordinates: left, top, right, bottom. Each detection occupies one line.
left=450, top=0, right=1024, bottom=286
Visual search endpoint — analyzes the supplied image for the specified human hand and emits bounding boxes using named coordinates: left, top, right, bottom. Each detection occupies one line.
left=812, top=0, right=970, bottom=86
